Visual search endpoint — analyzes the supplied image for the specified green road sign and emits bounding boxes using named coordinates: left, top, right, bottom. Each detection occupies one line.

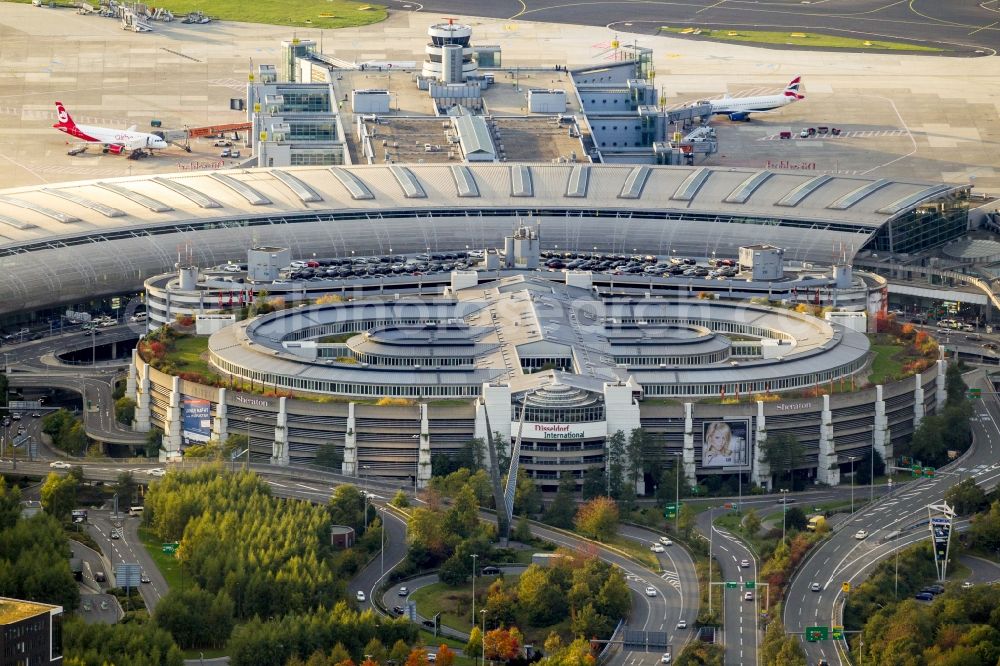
left=664, top=502, right=681, bottom=519
left=969, top=388, right=982, bottom=399
left=745, top=581, right=756, bottom=589
left=923, top=467, right=935, bottom=478
left=831, top=627, right=844, bottom=640
left=161, top=542, right=179, bottom=555
left=725, top=581, right=738, bottom=589
left=911, top=465, right=922, bottom=478
left=805, top=627, right=828, bottom=642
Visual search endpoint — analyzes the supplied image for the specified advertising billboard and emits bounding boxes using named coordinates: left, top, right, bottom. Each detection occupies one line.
left=931, top=517, right=951, bottom=563
left=701, top=419, right=750, bottom=468
left=182, top=397, right=212, bottom=444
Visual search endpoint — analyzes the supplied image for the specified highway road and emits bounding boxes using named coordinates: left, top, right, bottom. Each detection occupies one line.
left=786, top=370, right=1000, bottom=666
left=696, top=509, right=759, bottom=666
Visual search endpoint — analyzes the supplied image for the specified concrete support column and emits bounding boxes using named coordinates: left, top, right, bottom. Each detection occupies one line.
left=473, top=383, right=512, bottom=448
left=913, top=373, right=926, bottom=430
left=272, top=396, right=289, bottom=466
left=752, top=401, right=770, bottom=491
left=816, top=394, right=840, bottom=486
left=682, top=402, right=697, bottom=487
left=212, top=388, right=228, bottom=444
left=126, top=349, right=137, bottom=398
left=935, top=359, right=947, bottom=408
left=417, top=403, right=432, bottom=489
left=161, top=376, right=183, bottom=462
left=134, top=361, right=151, bottom=432
left=873, top=385, right=891, bottom=461
left=342, top=402, right=357, bottom=476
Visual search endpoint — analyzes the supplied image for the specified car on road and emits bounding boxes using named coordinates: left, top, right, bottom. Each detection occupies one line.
left=94, top=571, right=106, bottom=583
left=392, top=605, right=405, bottom=615
left=661, top=653, right=672, bottom=663
left=740, top=559, right=750, bottom=568
left=49, top=461, right=72, bottom=469
left=659, top=537, right=673, bottom=546
left=914, top=592, right=934, bottom=601
left=109, top=530, right=120, bottom=540
left=921, top=584, right=944, bottom=595
left=141, top=572, right=151, bottom=584
left=744, top=591, right=754, bottom=601
left=645, top=586, right=657, bottom=597
left=146, top=468, right=167, bottom=477
left=776, top=497, right=795, bottom=504
left=650, top=544, right=665, bottom=553
left=854, top=529, right=869, bottom=540
left=810, top=582, right=822, bottom=592
left=398, top=587, right=409, bottom=597
left=676, top=620, right=687, bottom=630
left=427, top=653, right=436, bottom=663
left=962, top=581, right=974, bottom=589
left=481, top=566, right=501, bottom=575
left=356, top=590, right=366, bottom=602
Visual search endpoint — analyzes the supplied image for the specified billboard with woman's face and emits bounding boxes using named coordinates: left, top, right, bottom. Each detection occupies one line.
left=702, top=419, right=750, bottom=468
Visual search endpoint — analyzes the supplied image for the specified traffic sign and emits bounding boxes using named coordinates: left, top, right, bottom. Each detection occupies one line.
left=923, top=467, right=935, bottom=478
left=805, top=626, right=828, bottom=642
left=161, top=542, right=179, bottom=555
left=725, top=581, right=738, bottom=589
left=831, top=627, right=844, bottom=640
left=841, top=582, right=851, bottom=593
left=745, top=581, right=755, bottom=589
left=664, top=503, right=681, bottom=519
left=968, top=388, right=982, bottom=399
left=115, top=563, right=141, bottom=588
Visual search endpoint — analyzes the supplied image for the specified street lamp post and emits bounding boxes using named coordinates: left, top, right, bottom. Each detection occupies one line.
left=671, top=451, right=682, bottom=534
left=471, top=553, right=478, bottom=624
left=479, top=609, right=487, bottom=666
left=380, top=508, right=385, bottom=575
left=362, top=465, right=371, bottom=528
left=244, top=417, right=252, bottom=471
left=849, top=456, right=857, bottom=513
left=708, top=506, right=715, bottom=615
left=870, top=437, right=876, bottom=503
left=780, top=488, right=789, bottom=543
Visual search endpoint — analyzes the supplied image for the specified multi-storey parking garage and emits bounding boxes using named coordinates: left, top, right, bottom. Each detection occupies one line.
left=0, top=163, right=964, bottom=492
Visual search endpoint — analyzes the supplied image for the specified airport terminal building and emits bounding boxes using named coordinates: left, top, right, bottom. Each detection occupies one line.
left=0, top=163, right=967, bottom=492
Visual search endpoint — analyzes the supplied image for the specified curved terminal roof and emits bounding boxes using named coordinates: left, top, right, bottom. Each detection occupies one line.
left=0, top=163, right=960, bottom=315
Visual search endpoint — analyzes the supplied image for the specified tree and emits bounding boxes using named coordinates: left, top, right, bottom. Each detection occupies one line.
left=113, top=471, right=136, bottom=507
left=436, top=645, right=455, bottom=666
left=40, top=472, right=77, bottom=522
left=514, top=470, right=542, bottom=516
left=513, top=515, right=533, bottom=543
left=328, top=484, right=368, bottom=534
left=969, top=500, right=1000, bottom=552
left=444, top=486, right=480, bottom=539
left=744, top=509, right=762, bottom=537
left=314, top=442, right=342, bottom=470
left=390, top=640, right=412, bottom=665
left=606, top=430, right=626, bottom=498
left=439, top=550, right=472, bottom=586
left=760, top=433, right=804, bottom=488
left=854, top=447, right=885, bottom=486
left=114, top=396, right=136, bottom=425
left=465, top=626, right=483, bottom=659
left=0, top=479, right=21, bottom=531
left=581, top=467, right=605, bottom=501
left=484, top=627, right=521, bottom=662
left=945, top=478, right=988, bottom=515
left=329, top=644, right=352, bottom=666
left=784, top=507, right=808, bottom=532
left=945, top=363, right=966, bottom=405
left=571, top=603, right=610, bottom=638
left=626, top=429, right=645, bottom=494
left=363, top=638, right=387, bottom=665
left=517, top=564, right=565, bottom=625
left=390, top=490, right=410, bottom=509
left=544, top=474, right=577, bottom=529
left=146, top=427, right=164, bottom=458
left=677, top=503, right=696, bottom=539
left=574, top=497, right=619, bottom=541
left=655, top=467, right=681, bottom=505
left=155, top=586, right=234, bottom=648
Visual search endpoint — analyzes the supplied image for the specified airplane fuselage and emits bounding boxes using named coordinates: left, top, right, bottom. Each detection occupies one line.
left=57, top=123, right=168, bottom=149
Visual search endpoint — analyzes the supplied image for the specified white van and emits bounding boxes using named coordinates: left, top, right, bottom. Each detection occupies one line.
left=129, top=312, right=147, bottom=323
left=129, top=506, right=144, bottom=517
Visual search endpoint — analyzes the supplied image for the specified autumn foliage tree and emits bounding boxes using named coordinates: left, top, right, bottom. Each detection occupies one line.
left=484, top=627, right=522, bottom=662
left=573, top=497, right=619, bottom=541
left=435, top=645, right=455, bottom=666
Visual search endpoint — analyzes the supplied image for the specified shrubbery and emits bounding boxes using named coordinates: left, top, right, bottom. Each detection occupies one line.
left=41, top=409, right=89, bottom=455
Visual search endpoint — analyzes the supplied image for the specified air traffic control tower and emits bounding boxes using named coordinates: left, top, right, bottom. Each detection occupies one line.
left=422, top=20, right=478, bottom=83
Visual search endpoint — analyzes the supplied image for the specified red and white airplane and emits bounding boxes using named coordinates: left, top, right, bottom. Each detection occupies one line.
left=53, top=101, right=168, bottom=154
left=699, top=76, right=805, bottom=121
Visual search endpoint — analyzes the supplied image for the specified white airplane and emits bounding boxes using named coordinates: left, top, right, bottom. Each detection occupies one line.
left=698, top=76, right=805, bottom=121
left=53, top=101, right=168, bottom=154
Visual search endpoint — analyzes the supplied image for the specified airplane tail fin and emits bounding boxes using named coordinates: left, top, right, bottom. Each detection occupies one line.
left=53, top=101, right=77, bottom=129
left=783, top=76, right=805, bottom=100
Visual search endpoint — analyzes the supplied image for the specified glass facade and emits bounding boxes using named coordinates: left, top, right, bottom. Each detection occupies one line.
left=866, top=188, right=970, bottom=254
left=288, top=122, right=339, bottom=141
left=280, top=92, right=331, bottom=113
left=290, top=149, right=343, bottom=166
